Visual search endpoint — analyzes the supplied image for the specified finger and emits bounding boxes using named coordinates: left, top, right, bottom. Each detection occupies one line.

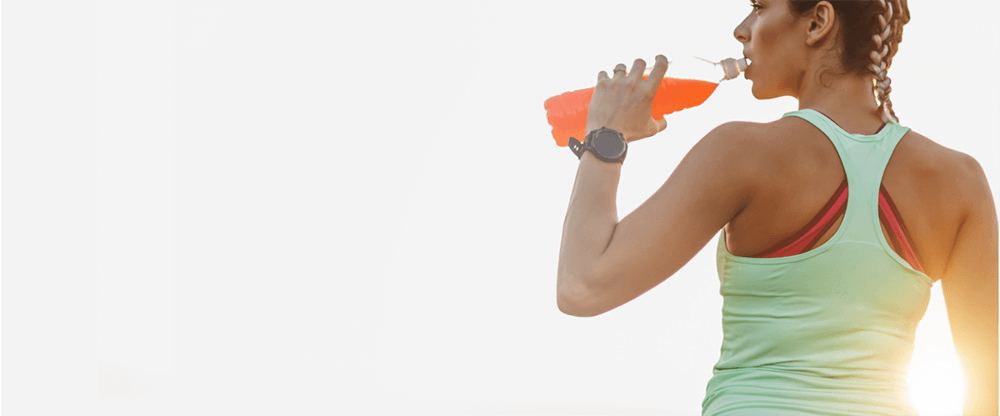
left=629, top=58, right=646, bottom=82
left=598, top=70, right=610, bottom=82
left=613, top=63, right=628, bottom=79
left=644, top=54, right=670, bottom=92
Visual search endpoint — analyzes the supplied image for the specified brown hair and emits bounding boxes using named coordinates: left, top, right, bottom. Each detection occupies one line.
left=789, top=0, right=911, bottom=123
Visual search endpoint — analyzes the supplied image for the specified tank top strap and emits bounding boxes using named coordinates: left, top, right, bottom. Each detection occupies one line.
left=780, top=108, right=911, bottom=245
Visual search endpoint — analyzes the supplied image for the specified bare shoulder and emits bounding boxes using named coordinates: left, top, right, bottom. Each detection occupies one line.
left=698, top=120, right=777, bottom=159
left=682, top=120, right=774, bottom=173
left=898, top=129, right=974, bottom=167
left=724, top=116, right=821, bottom=151
left=898, top=130, right=991, bottom=216
left=703, top=118, right=812, bottom=169
left=898, top=130, right=972, bottom=169
left=708, top=119, right=773, bottom=139
left=896, top=130, right=995, bottom=279
left=696, top=118, right=800, bottom=185
left=696, top=120, right=777, bottom=176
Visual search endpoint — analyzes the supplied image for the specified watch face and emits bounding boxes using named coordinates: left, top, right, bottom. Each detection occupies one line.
left=593, top=130, right=625, bottom=158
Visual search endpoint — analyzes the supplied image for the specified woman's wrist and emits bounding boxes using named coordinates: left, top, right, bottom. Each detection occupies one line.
left=580, top=147, right=625, bottom=168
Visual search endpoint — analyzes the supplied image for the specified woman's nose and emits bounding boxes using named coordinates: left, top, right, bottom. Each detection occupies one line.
left=734, top=18, right=750, bottom=43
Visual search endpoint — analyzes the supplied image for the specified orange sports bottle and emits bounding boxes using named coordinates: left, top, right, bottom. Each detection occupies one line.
left=544, top=56, right=749, bottom=147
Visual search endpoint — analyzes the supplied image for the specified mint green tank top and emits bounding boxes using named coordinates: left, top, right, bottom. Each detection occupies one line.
left=701, top=109, right=934, bottom=416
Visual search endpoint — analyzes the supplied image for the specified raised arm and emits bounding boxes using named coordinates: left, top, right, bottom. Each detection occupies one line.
left=940, top=154, right=998, bottom=416
left=556, top=56, right=759, bottom=318
left=557, top=121, right=759, bottom=317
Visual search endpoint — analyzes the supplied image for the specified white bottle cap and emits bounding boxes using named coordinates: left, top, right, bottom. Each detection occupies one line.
left=721, top=58, right=749, bottom=80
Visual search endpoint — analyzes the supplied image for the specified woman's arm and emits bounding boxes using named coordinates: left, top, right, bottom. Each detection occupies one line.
left=941, top=154, right=999, bottom=416
left=557, top=121, right=760, bottom=317
left=556, top=149, right=624, bottom=315
left=555, top=55, right=759, bottom=317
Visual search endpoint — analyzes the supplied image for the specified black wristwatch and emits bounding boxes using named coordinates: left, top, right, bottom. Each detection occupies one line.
left=568, top=127, right=627, bottom=164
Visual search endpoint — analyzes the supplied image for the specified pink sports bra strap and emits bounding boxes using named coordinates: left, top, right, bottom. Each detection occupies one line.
left=758, top=180, right=848, bottom=258
left=878, top=184, right=925, bottom=273
left=756, top=180, right=924, bottom=272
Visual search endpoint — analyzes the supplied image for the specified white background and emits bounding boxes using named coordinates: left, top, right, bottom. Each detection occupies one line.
left=3, top=1, right=997, bottom=415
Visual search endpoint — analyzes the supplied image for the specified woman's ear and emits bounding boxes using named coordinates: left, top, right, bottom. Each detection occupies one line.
left=805, top=1, right=836, bottom=47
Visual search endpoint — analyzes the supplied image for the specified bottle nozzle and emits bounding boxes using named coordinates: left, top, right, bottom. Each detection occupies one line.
left=641, top=56, right=750, bottom=82
left=720, top=57, right=749, bottom=80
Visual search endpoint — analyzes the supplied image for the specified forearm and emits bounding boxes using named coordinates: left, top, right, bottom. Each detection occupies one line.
left=557, top=150, right=622, bottom=304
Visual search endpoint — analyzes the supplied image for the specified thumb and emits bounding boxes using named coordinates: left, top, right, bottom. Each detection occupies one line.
left=656, top=117, right=668, bottom=133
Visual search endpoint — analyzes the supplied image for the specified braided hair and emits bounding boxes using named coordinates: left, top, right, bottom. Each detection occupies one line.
left=790, top=0, right=911, bottom=123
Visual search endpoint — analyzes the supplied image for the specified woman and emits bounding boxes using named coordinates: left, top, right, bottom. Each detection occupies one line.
left=556, top=0, right=997, bottom=414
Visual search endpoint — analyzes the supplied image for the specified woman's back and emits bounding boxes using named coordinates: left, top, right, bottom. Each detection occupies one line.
left=701, top=108, right=956, bottom=414
left=723, top=112, right=970, bottom=283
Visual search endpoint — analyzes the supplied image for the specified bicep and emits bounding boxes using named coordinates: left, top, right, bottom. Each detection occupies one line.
left=941, top=154, right=998, bottom=399
left=580, top=122, right=761, bottom=316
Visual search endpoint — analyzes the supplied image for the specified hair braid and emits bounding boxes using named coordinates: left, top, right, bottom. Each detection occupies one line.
left=870, top=0, right=901, bottom=123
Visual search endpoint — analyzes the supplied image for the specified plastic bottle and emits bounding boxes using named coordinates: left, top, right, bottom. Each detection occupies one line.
left=543, top=56, right=749, bottom=147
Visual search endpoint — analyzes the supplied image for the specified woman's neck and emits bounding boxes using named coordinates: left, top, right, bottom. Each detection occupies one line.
left=797, top=71, right=885, bottom=135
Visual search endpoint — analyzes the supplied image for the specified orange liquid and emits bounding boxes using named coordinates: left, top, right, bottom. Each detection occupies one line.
left=543, top=76, right=719, bottom=147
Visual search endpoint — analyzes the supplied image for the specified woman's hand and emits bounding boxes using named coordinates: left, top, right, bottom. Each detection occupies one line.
left=585, top=55, right=669, bottom=143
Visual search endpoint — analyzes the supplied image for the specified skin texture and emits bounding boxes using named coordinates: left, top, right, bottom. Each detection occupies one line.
left=557, top=0, right=997, bottom=413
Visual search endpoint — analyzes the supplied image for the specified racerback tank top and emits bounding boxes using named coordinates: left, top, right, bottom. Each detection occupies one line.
left=701, top=109, right=934, bottom=415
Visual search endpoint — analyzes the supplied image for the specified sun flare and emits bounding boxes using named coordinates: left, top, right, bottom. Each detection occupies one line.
left=908, top=354, right=964, bottom=416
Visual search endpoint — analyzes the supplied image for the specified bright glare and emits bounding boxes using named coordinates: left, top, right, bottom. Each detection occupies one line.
left=908, top=357, right=965, bottom=416
left=905, top=275, right=978, bottom=416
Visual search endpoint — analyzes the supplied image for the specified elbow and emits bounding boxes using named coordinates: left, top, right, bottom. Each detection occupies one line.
left=557, top=296, right=581, bottom=316
left=557, top=293, right=592, bottom=317
left=558, top=298, right=602, bottom=318
left=557, top=273, right=604, bottom=317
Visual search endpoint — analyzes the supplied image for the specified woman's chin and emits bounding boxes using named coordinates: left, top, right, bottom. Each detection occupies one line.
left=749, top=84, right=781, bottom=100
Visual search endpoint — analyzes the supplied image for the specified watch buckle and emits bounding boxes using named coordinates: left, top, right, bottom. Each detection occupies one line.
left=568, top=136, right=585, bottom=159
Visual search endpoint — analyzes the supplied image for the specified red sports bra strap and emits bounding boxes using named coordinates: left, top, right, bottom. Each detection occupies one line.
left=755, top=181, right=924, bottom=273
left=878, top=184, right=925, bottom=273
left=757, top=179, right=849, bottom=258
